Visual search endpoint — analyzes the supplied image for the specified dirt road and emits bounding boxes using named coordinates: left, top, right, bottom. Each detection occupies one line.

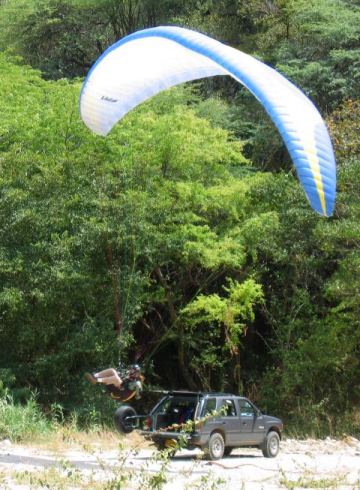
left=0, top=436, right=359, bottom=489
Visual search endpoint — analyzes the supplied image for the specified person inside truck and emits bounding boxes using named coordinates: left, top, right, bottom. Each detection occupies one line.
left=179, top=405, right=195, bottom=424
left=170, top=402, right=195, bottom=425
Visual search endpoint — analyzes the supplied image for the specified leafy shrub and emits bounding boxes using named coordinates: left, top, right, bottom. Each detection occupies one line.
left=0, top=394, right=52, bottom=442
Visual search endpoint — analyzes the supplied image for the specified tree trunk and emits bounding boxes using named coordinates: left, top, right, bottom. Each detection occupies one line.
left=155, top=267, right=197, bottom=390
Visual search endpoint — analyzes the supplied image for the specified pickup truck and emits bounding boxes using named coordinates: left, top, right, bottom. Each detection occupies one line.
left=113, top=390, right=283, bottom=460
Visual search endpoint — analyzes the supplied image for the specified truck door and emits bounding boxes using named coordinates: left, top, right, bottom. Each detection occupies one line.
left=199, top=397, right=217, bottom=440
left=217, top=398, right=239, bottom=445
left=237, top=399, right=265, bottom=444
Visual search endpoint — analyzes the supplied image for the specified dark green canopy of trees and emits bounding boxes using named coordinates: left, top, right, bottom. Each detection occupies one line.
left=0, top=0, right=359, bottom=434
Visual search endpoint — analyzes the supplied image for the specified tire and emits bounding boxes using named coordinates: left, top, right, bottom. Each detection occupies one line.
left=204, top=432, right=225, bottom=460
left=261, top=431, right=280, bottom=458
left=224, top=447, right=233, bottom=457
left=113, top=405, right=137, bottom=434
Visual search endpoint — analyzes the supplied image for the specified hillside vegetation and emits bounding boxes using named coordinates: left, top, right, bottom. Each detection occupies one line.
left=0, top=0, right=359, bottom=436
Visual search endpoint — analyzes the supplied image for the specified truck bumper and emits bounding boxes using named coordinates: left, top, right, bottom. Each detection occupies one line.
left=140, top=430, right=205, bottom=447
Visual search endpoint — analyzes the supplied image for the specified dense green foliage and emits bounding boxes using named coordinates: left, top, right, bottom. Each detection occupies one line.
left=0, top=0, right=359, bottom=436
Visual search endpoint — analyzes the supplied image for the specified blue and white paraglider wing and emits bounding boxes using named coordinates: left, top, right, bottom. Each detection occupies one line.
left=80, top=26, right=336, bottom=217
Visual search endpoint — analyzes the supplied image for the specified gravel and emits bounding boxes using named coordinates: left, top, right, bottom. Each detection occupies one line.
left=0, top=436, right=359, bottom=489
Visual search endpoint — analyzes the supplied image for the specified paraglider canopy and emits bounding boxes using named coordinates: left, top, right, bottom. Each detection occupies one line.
left=80, top=26, right=336, bottom=217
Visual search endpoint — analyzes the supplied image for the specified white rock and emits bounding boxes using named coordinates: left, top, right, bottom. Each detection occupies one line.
left=0, top=439, right=12, bottom=447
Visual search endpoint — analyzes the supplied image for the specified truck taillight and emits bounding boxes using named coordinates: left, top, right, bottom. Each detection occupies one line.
left=144, top=416, right=152, bottom=430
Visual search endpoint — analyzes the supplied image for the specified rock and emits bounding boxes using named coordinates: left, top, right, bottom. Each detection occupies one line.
left=342, top=436, right=360, bottom=447
left=0, top=439, right=11, bottom=447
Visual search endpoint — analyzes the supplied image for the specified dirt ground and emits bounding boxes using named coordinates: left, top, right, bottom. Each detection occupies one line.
left=0, top=435, right=359, bottom=489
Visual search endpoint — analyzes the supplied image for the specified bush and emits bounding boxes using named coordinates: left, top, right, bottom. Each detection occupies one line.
left=0, top=394, right=52, bottom=442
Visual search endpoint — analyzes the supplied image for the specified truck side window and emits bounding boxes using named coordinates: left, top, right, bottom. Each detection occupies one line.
left=219, top=399, right=236, bottom=417
left=202, top=398, right=216, bottom=417
left=239, top=400, right=255, bottom=416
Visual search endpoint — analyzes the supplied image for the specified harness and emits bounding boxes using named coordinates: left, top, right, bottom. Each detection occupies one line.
left=106, top=384, right=137, bottom=402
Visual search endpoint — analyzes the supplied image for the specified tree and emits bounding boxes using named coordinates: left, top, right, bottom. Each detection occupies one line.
left=0, top=0, right=193, bottom=78
left=0, top=52, right=255, bottom=401
left=327, top=99, right=360, bottom=162
left=256, top=0, right=360, bottom=110
left=182, top=279, right=264, bottom=391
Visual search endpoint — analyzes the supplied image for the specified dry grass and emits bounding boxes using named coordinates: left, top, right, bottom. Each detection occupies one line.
left=21, top=426, right=152, bottom=454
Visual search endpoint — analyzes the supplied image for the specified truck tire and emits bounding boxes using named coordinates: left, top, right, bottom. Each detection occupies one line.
left=113, top=405, right=137, bottom=434
left=204, top=432, right=225, bottom=460
left=261, top=431, right=280, bottom=458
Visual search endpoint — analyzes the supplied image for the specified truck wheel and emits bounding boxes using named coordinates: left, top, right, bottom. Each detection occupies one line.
left=204, top=432, right=225, bottom=460
left=113, top=405, right=137, bottom=434
left=261, top=431, right=280, bottom=458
